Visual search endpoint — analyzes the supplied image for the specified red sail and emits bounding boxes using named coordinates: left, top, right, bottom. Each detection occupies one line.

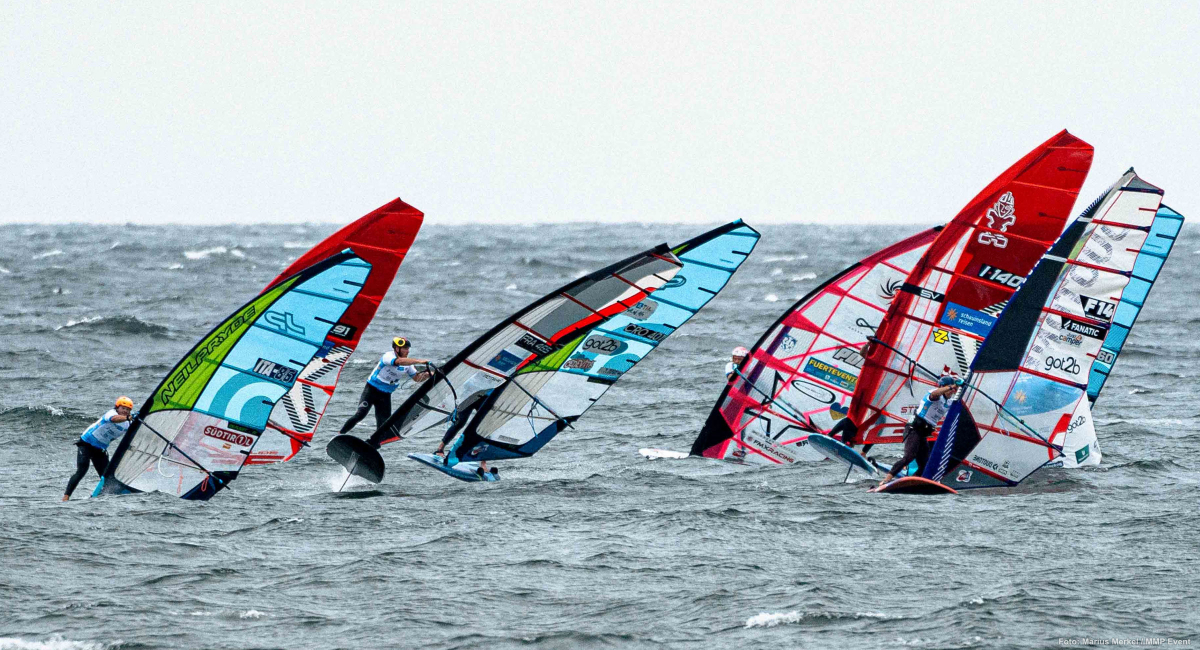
left=848, top=131, right=1093, bottom=445
left=246, top=198, right=424, bottom=464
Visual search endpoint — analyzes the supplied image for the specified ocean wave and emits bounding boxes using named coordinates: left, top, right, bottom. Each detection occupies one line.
left=283, top=242, right=314, bottom=249
left=745, top=610, right=888, bottom=628
left=54, top=315, right=169, bottom=337
left=0, top=266, right=10, bottom=274
left=764, top=294, right=779, bottom=302
left=0, top=636, right=109, bottom=650
left=0, top=405, right=92, bottom=428
left=33, top=250, right=63, bottom=260
left=184, top=246, right=227, bottom=260
left=791, top=273, right=817, bottom=281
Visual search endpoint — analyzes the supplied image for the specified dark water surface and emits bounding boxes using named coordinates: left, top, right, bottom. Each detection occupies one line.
left=1, top=222, right=1197, bottom=649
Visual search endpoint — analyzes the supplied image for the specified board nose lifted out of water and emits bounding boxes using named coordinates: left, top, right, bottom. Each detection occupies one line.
left=326, top=435, right=385, bottom=489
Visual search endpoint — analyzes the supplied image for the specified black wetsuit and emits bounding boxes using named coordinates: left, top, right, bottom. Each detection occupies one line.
left=340, top=384, right=392, bottom=435
left=888, top=417, right=935, bottom=478
left=64, top=441, right=108, bottom=498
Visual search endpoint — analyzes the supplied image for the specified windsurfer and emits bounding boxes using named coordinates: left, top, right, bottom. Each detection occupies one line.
left=433, top=392, right=497, bottom=478
left=340, top=337, right=431, bottom=436
left=63, top=397, right=133, bottom=501
left=877, top=376, right=960, bottom=484
left=726, top=346, right=749, bottom=382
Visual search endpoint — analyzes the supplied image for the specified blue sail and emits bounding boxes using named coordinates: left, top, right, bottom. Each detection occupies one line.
left=458, top=221, right=761, bottom=463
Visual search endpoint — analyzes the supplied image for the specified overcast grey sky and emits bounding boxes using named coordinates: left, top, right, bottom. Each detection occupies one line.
left=2, top=1, right=1197, bottom=225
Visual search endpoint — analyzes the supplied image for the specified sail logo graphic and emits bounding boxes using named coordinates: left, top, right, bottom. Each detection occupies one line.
left=879, top=279, right=903, bottom=301
left=1044, top=354, right=1081, bottom=375
left=832, top=347, right=864, bottom=369
left=802, top=358, right=856, bottom=391
left=940, top=302, right=997, bottom=337
left=253, top=358, right=299, bottom=384
left=626, top=300, right=659, bottom=321
left=955, top=469, right=973, bottom=483
left=203, top=425, right=255, bottom=448
left=901, top=283, right=945, bottom=302
left=663, top=275, right=687, bottom=289
left=583, top=335, right=626, bottom=355
left=1060, top=317, right=1107, bottom=340
left=1096, top=349, right=1116, bottom=365
left=932, top=329, right=950, bottom=344
left=1080, top=295, right=1116, bottom=322
left=977, top=191, right=1016, bottom=248
left=158, top=305, right=257, bottom=406
left=263, top=311, right=306, bottom=336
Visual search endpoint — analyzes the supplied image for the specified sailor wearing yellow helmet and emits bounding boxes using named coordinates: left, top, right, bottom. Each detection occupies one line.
left=63, top=396, right=134, bottom=501
left=338, top=337, right=431, bottom=437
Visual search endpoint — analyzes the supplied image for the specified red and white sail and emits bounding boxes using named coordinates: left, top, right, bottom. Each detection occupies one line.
left=848, top=131, right=1094, bottom=445
left=690, top=228, right=938, bottom=463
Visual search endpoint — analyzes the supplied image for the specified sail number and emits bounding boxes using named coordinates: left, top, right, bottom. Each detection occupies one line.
left=977, top=264, right=1024, bottom=289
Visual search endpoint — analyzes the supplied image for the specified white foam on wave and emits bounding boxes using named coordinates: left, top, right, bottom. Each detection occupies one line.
left=34, top=250, right=63, bottom=259
left=764, top=294, right=779, bottom=302
left=184, top=246, right=227, bottom=260
left=771, top=267, right=783, bottom=276
left=0, top=267, right=10, bottom=274
left=239, top=609, right=266, bottom=619
left=0, top=636, right=109, bottom=650
left=283, top=241, right=314, bottom=249
left=745, top=611, right=803, bottom=627
left=55, top=316, right=102, bottom=331
left=230, top=249, right=245, bottom=259
left=745, top=610, right=888, bottom=628
left=791, top=273, right=816, bottom=281
left=168, top=263, right=184, bottom=270
left=505, top=283, right=518, bottom=291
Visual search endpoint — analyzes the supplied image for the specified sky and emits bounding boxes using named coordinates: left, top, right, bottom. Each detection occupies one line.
left=2, top=1, right=1198, bottom=225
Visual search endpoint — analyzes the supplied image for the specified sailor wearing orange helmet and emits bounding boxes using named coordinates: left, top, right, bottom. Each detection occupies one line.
left=63, top=396, right=134, bottom=501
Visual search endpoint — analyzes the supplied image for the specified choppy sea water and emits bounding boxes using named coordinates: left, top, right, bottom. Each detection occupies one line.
left=1, top=221, right=1197, bottom=650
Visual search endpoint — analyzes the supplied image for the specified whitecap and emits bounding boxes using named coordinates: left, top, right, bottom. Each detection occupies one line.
left=771, top=268, right=783, bottom=276
left=55, top=316, right=102, bottom=331
left=239, top=609, right=265, bottom=619
left=0, top=267, right=10, bottom=274
left=505, top=284, right=518, bottom=291
left=184, top=246, right=227, bottom=260
left=167, top=263, right=184, bottom=270
left=791, top=273, right=816, bottom=282
left=745, top=611, right=802, bottom=628
left=230, top=250, right=245, bottom=258
left=188, top=611, right=213, bottom=617
left=34, top=250, right=63, bottom=259
left=764, top=294, right=779, bottom=302
left=283, top=242, right=314, bottom=249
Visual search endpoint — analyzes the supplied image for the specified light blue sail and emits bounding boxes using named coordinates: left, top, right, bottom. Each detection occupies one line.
left=1087, top=206, right=1185, bottom=404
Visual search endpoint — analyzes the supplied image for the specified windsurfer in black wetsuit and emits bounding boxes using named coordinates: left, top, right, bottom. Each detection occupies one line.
left=875, top=375, right=960, bottom=486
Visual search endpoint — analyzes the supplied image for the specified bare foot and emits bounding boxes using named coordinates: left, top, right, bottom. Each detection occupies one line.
left=61, top=495, right=69, bottom=502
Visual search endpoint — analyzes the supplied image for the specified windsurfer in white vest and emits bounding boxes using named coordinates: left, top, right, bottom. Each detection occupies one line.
left=876, top=375, right=960, bottom=485
left=63, top=396, right=134, bottom=501
left=340, top=337, right=431, bottom=437
left=726, top=346, right=749, bottom=382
